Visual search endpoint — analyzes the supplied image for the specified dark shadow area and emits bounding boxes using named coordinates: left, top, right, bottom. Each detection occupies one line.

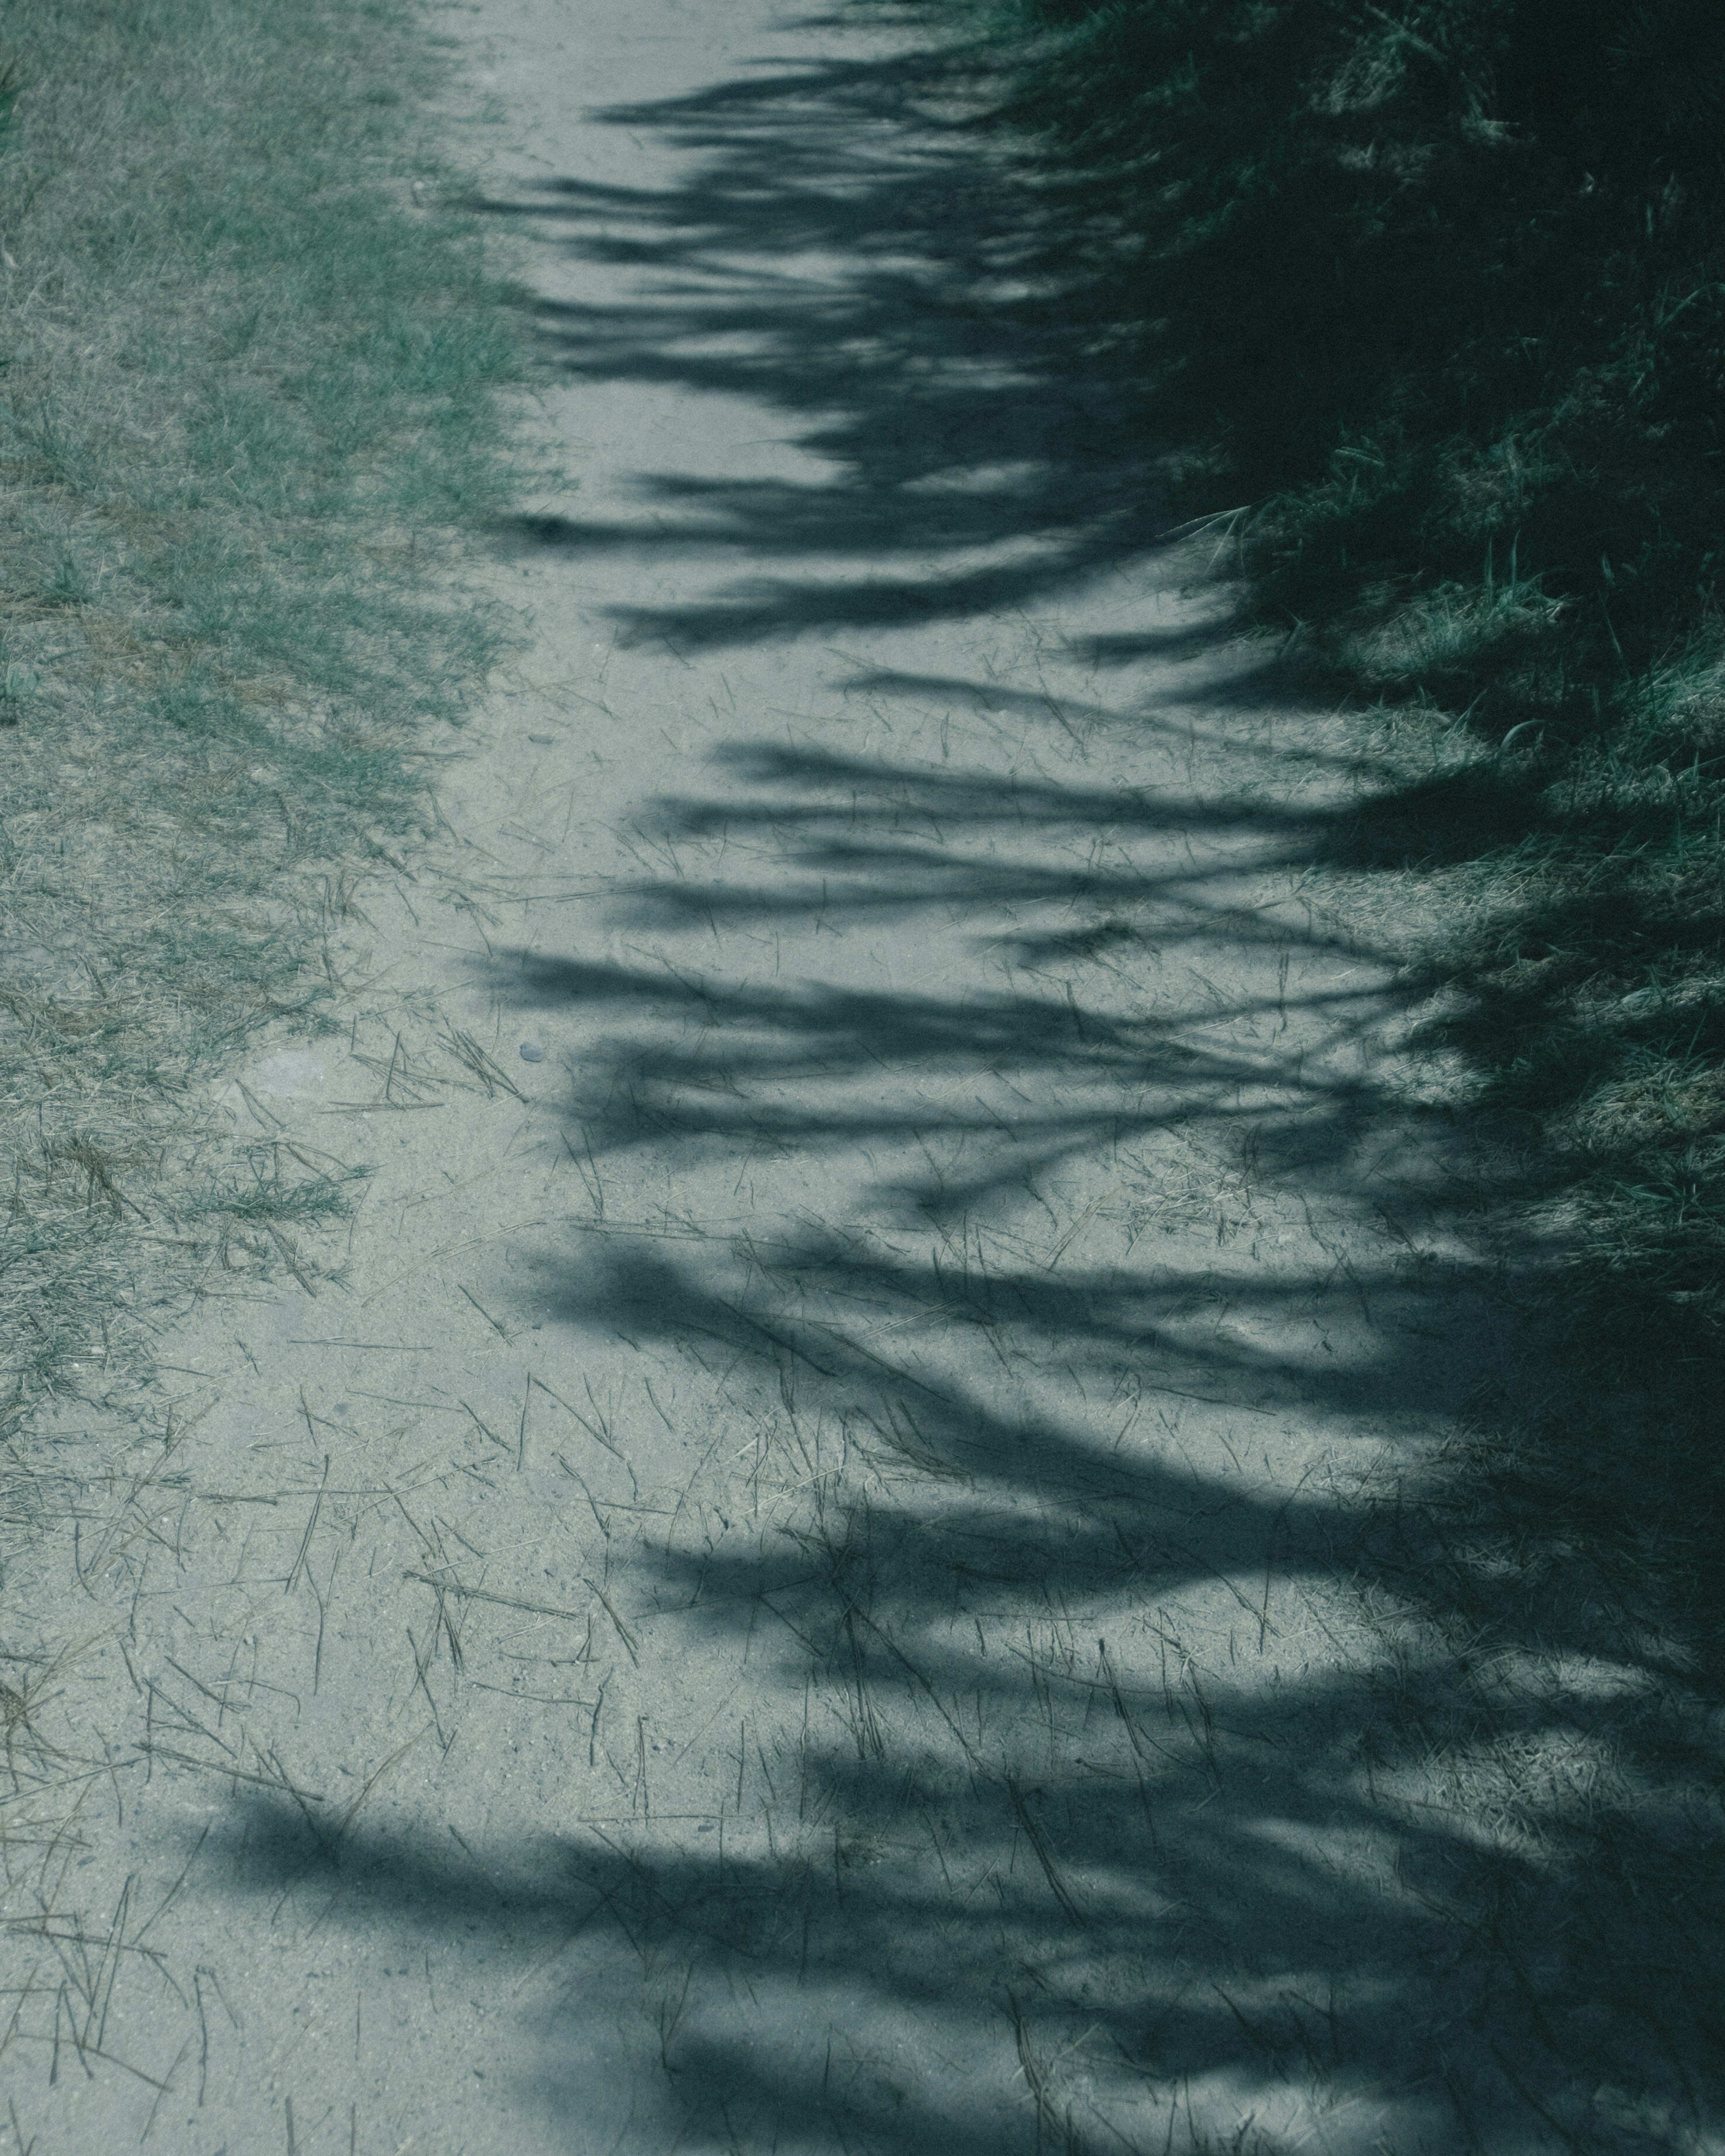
left=193, top=12, right=1725, bottom=2152
left=471, top=32, right=1181, bottom=650
left=200, top=685, right=1722, bottom=2150
left=469, top=0, right=1725, bottom=1499
left=477, top=714, right=1715, bottom=2155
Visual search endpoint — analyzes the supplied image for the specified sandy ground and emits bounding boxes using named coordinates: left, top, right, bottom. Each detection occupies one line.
left=1, top=5, right=1649, bottom=2153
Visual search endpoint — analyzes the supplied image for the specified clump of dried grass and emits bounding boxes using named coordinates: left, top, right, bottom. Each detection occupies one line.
left=0, top=0, right=527, bottom=1468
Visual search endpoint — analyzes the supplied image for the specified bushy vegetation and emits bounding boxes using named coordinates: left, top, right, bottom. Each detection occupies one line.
left=898, top=0, right=1725, bottom=1639
left=0, top=0, right=524, bottom=1476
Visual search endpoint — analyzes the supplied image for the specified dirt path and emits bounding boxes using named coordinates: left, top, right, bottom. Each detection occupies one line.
left=3, top=7, right=1637, bottom=2154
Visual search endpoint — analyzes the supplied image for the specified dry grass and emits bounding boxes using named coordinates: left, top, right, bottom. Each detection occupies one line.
left=0, top=0, right=528, bottom=1487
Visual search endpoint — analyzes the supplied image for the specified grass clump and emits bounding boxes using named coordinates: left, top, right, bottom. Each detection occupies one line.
left=888, top=0, right=1725, bottom=1631
left=0, top=0, right=526, bottom=1471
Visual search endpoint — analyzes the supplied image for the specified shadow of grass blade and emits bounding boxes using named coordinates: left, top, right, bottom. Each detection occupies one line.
left=860, top=0, right=1725, bottom=2139
left=0, top=0, right=529, bottom=1479
left=884, top=0, right=1725, bottom=1598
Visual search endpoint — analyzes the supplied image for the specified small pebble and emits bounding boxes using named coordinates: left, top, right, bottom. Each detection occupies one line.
left=519, top=1040, right=546, bottom=1063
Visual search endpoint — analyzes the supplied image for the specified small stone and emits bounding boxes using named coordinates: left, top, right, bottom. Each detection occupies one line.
left=519, top=1041, right=546, bottom=1063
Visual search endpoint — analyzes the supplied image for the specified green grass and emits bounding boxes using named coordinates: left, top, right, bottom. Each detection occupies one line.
left=882, top=0, right=1725, bottom=1668
left=0, top=0, right=527, bottom=1471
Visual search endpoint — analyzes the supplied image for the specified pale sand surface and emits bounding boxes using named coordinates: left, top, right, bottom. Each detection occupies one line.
left=0, top=6, right=1613, bottom=2152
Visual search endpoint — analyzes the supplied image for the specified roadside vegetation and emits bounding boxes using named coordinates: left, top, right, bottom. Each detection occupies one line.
left=893, top=0, right=1725, bottom=1675
left=0, top=0, right=525, bottom=1494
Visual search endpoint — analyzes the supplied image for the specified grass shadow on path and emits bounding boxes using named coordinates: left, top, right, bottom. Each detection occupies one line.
left=209, top=678, right=1725, bottom=2150
left=204, top=15, right=1725, bottom=2152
